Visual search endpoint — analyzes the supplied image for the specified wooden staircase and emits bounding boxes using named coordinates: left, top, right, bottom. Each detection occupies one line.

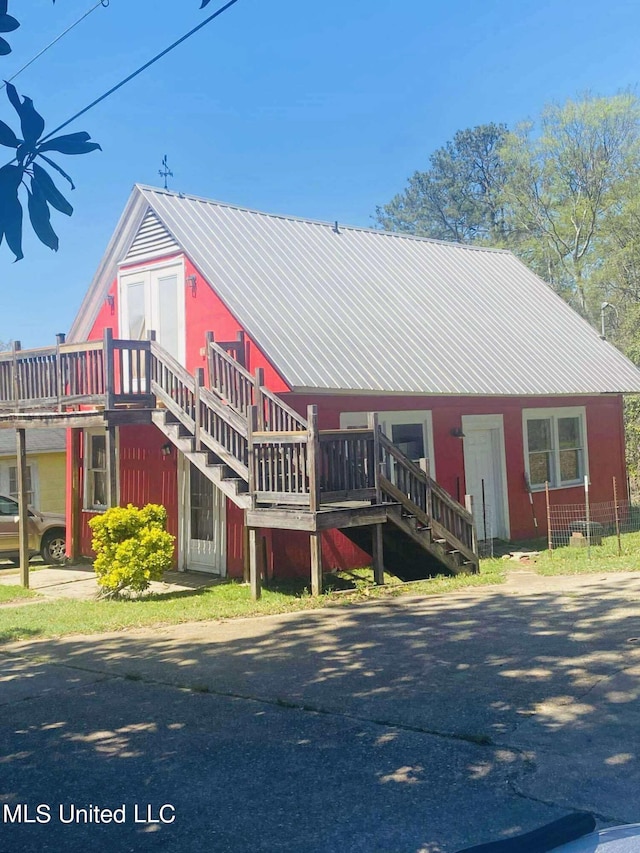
left=0, top=331, right=480, bottom=589
left=148, top=334, right=479, bottom=582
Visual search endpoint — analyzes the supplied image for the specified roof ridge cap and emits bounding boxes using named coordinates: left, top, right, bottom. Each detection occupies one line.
left=136, top=184, right=511, bottom=254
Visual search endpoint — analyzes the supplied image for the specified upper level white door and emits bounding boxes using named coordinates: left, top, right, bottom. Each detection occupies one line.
left=119, top=261, right=185, bottom=365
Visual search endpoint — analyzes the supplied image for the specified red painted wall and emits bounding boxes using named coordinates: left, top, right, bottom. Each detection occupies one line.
left=182, top=256, right=289, bottom=392
left=285, top=391, right=627, bottom=541
left=75, top=425, right=179, bottom=562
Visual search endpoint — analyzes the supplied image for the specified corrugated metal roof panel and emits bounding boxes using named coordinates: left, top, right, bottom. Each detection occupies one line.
left=135, top=186, right=640, bottom=395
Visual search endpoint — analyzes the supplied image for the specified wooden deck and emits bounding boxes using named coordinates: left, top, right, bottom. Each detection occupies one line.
left=0, top=330, right=480, bottom=598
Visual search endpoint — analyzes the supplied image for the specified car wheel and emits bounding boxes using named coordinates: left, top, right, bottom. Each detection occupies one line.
left=41, top=529, right=66, bottom=565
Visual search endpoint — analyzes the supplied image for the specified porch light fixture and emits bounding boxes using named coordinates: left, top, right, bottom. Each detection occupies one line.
left=161, top=443, right=173, bottom=458
left=186, top=274, right=197, bottom=296
left=105, top=294, right=115, bottom=313
left=450, top=427, right=465, bottom=439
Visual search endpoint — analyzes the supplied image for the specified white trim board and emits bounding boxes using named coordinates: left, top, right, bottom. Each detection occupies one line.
left=461, top=414, right=511, bottom=540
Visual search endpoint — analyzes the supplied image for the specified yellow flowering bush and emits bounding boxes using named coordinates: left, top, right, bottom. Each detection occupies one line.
left=89, top=504, right=175, bottom=598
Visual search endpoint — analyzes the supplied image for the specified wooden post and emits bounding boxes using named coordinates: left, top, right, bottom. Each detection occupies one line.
left=68, top=428, right=82, bottom=562
left=145, top=330, right=156, bottom=396
left=545, top=481, right=553, bottom=557
left=310, top=531, right=323, bottom=596
left=254, top=367, right=265, bottom=430
left=194, top=368, right=204, bottom=451
left=247, top=405, right=258, bottom=508
left=242, top=521, right=250, bottom=583
left=584, top=475, right=591, bottom=558
left=16, top=428, right=29, bottom=589
left=204, top=331, right=214, bottom=388
left=465, top=494, right=478, bottom=558
left=55, top=333, right=65, bottom=411
left=368, top=412, right=381, bottom=502
left=236, top=330, right=247, bottom=367
left=420, top=457, right=433, bottom=518
left=249, top=527, right=261, bottom=600
left=103, top=327, right=115, bottom=409
left=11, top=340, right=21, bottom=407
left=371, top=524, right=384, bottom=585
left=307, top=405, right=320, bottom=513
left=106, top=423, right=118, bottom=508
left=613, top=476, right=622, bottom=557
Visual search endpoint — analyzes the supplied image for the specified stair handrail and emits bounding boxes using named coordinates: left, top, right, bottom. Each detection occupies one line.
left=206, top=335, right=307, bottom=431
left=260, top=385, right=308, bottom=431
left=378, top=431, right=477, bottom=561
left=206, top=336, right=255, bottom=417
left=150, top=340, right=248, bottom=436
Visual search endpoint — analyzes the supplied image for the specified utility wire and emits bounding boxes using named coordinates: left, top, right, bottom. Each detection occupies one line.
left=41, top=0, right=242, bottom=143
left=1, top=0, right=110, bottom=91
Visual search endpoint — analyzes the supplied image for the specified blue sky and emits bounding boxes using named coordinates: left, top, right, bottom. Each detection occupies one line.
left=2, top=0, right=640, bottom=346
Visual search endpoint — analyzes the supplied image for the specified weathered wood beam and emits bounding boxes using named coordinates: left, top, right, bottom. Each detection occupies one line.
left=68, top=428, right=82, bottom=562
left=106, top=424, right=118, bottom=508
left=310, top=532, right=323, bottom=596
left=372, top=523, right=384, bottom=585
left=249, top=528, right=261, bottom=600
left=16, top=428, right=29, bottom=589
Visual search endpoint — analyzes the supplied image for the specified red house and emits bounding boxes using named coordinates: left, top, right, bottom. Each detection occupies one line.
left=7, top=184, right=640, bottom=591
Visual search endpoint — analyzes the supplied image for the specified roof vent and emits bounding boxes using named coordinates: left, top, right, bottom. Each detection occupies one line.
left=123, top=208, right=180, bottom=263
left=333, top=220, right=340, bottom=234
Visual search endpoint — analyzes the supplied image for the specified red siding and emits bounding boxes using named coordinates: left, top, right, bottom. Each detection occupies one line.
left=284, top=391, right=628, bottom=544
left=76, top=425, right=179, bottom=562
left=182, top=256, right=289, bottom=392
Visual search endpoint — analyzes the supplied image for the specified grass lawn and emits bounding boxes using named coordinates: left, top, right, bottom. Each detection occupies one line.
left=0, top=585, right=38, bottom=604
left=534, top=530, right=640, bottom=575
left=0, top=561, right=506, bottom=645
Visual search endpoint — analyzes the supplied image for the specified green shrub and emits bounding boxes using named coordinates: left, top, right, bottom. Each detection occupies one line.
left=89, top=504, right=175, bottom=599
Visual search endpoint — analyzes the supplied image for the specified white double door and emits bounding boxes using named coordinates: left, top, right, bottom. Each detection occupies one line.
left=119, top=262, right=185, bottom=364
left=179, top=458, right=226, bottom=575
left=462, top=415, right=509, bottom=541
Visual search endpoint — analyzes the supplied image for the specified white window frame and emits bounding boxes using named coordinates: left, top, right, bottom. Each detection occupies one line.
left=83, top=428, right=118, bottom=511
left=118, top=258, right=186, bottom=365
left=522, top=406, right=588, bottom=491
left=339, top=409, right=436, bottom=478
left=0, top=460, right=38, bottom=507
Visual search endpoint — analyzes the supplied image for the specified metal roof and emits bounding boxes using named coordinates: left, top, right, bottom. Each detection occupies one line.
left=0, top=429, right=66, bottom=456
left=72, top=185, right=640, bottom=395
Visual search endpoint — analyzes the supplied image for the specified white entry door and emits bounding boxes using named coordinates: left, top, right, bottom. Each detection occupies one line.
left=185, top=462, right=226, bottom=575
left=119, top=262, right=185, bottom=363
left=462, top=415, right=510, bottom=541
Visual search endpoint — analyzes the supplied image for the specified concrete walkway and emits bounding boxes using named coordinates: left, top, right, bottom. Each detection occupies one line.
left=2, top=569, right=640, bottom=852
left=0, top=563, right=221, bottom=600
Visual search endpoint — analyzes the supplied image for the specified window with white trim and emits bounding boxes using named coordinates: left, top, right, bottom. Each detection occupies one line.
left=85, top=430, right=108, bottom=510
left=9, top=465, right=34, bottom=505
left=340, top=409, right=436, bottom=478
left=523, top=407, right=588, bottom=489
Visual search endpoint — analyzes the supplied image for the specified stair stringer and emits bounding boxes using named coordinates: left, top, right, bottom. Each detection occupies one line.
left=152, top=410, right=252, bottom=509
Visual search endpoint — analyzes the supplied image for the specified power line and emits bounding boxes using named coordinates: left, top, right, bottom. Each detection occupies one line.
left=1, top=0, right=110, bottom=91
left=41, top=0, right=242, bottom=143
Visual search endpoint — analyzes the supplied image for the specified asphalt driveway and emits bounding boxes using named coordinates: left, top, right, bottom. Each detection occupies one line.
left=2, top=570, right=640, bottom=852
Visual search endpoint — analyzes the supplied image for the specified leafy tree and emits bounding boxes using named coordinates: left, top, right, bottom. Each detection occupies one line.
left=499, top=93, right=640, bottom=320
left=375, top=123, right=508, bottom=243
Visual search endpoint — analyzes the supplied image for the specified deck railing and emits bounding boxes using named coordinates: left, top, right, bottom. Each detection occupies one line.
left=150, top=341, right=249, bottom=479
left=0, top=331, right=152, bottom=412
left=206, top=336, right=307, bottom=432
